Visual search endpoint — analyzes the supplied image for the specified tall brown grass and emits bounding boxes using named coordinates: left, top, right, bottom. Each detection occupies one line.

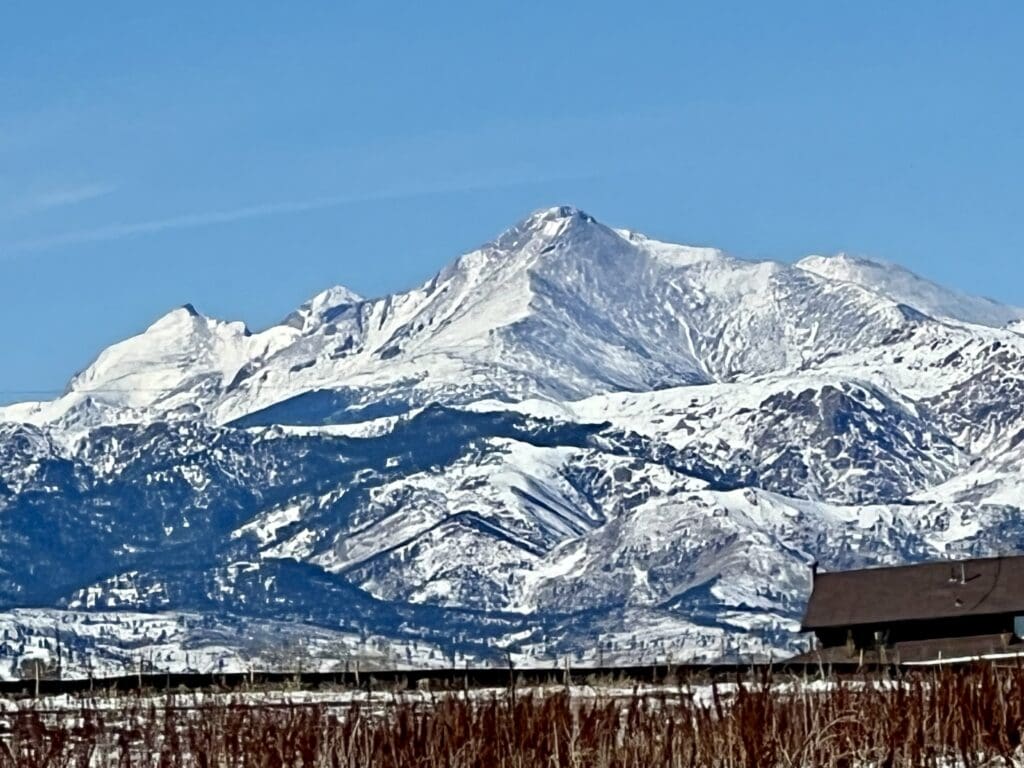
left=3, top=664, right=1024, bottom=766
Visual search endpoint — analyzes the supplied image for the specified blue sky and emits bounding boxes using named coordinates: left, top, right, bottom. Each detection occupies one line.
left=1, top=3, right=1022, bottom=400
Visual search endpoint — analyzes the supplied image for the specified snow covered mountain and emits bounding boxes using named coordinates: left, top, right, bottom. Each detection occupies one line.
left=2, top=205, right=1023, bottom=676
left=4, top=207, right=919, bottom=433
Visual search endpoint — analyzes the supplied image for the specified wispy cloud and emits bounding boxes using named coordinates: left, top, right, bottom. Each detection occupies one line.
left=2, top=182, right=116, bottom=221
left=6, top=193, right=361, bottom=252
left=1, top=174, right=599, bottom=255
left=28, top=183, right=115, bottom=211
left=2, top=191, right=395, bottom=253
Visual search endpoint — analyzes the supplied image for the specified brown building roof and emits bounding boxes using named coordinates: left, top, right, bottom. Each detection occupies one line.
left=802, top=555, right=1024, bottom=630
left=789, top=633, right=1021, bottom=665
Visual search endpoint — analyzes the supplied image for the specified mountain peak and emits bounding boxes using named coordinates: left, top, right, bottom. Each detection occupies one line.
left=284, top=285, right=365, bottom=331
left=146, top=304, right=206, bottom=332
left=505, top=205, right=594, bottom=234
left=797, top=253, right=1024, bottom=328
left=526, top=205, right=594, bottom=224
left=483, top=206, right=609, bottom=258
left=305, top=285, right=363, bottom=309
left=800, top=252, right=900, bottom=274
left=517, top=205, right=599, bottom=237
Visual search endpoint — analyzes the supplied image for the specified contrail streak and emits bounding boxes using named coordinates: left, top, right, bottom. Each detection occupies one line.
left=2, top=175, right=600, bottom=255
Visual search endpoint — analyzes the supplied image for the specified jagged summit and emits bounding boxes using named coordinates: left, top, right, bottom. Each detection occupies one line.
left=284, top=285, right=365, bottom=331
left=522, top=204, right=596, bottom=227
left=485, top=205, right=608, bottom=254
left=303, top=285, right=364, bottom=310
left=148, top=304, right=205, bottom=330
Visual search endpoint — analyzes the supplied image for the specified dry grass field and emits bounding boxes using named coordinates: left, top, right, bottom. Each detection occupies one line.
left=2, top=665, right=1024, bottom=766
